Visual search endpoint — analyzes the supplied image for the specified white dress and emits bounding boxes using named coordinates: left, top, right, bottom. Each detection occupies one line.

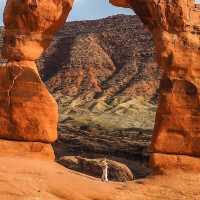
left=101, top=162, right=108, bottom=182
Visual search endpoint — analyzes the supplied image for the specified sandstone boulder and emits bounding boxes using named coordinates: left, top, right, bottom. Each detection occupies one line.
left=3, top=0, right=74, bottom=62
left=0, top=64, right=58, bottom=143
left=59, top=156, right=134, bottom=182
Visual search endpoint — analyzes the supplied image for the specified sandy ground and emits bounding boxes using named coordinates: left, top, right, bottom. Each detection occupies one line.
left=0, top=156, right=200, bottom=200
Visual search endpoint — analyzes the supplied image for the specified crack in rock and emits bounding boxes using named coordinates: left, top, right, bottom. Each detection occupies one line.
left=7, top=66, right=24, bottom=106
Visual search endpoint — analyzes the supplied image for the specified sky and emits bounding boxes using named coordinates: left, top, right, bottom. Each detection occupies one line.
left=0, top=0, right=133, bottom=25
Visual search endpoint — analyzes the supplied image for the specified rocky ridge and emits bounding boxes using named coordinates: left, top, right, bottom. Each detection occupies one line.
left=38, top=14, right=160, bottom=130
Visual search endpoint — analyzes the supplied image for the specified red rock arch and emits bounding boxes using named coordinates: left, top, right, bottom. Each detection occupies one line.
left=1, top=0, right=200, bottom=170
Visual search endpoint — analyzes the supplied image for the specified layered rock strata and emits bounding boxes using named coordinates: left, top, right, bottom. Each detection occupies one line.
left=110, top=0, right=200, bottom=170
left=0, top=0, right=73, bottom=158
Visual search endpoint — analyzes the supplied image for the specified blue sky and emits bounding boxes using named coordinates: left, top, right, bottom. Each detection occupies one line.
left=0, top=0, right=133, bottom=25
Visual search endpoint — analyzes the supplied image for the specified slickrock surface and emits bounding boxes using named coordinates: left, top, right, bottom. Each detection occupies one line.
left=0, top=156, right=200, bottom=200
left=0, top=140, right=55, bottom=160
left=111, top=0, right=200, bottom=170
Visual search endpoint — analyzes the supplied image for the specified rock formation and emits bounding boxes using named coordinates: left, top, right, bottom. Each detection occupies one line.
left=59, top=156, right=134, bottom=182
left=0, top=0, right=73, bottom=158
left=2, top=156, right=200, bottom=200
left=110, top=0, right=200, bottom=170
left=39, top=15, right=158, bottom=103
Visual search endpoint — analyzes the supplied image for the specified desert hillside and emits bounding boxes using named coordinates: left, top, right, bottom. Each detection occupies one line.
left=38, top=15, right=160, bottom=131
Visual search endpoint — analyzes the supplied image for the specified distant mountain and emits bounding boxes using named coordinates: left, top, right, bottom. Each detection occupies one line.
left=39, top=15, right=160, bottom=130
left=0, top=15, right=160, bottom=130
left=39, top=15, right=159, bottom=101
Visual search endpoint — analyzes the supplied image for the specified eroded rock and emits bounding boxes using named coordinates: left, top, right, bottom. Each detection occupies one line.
left=3, top=0, right=74, bottom=62
left=0, top=65, right=58, bottom=142
left=0, top=139, right=55, bottom=160
left=110, top=0, right=200, bottom=170
left=59, top=156, right=134, bottom=182
left=0, top=0, right=73, bottom=145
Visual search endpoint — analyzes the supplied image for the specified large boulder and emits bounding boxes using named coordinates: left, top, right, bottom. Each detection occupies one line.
left=0, top=64, right=58, bottom=143
left=58, top=156, right=134, bottom=182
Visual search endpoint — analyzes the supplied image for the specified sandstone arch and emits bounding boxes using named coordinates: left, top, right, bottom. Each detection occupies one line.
left=1, top=0, right=200, bottom=170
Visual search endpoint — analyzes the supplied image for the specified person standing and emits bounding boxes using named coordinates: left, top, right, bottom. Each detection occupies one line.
left=101, top=158, right=109, bottom=182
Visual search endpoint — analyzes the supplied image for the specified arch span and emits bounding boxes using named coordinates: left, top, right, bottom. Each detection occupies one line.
left=1, top=0, right=200, bottom=171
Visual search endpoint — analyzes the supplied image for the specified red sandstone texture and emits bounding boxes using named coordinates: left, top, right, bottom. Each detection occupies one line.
left=0, top=0, right=73, bottom=156
left=110, top=0, right=200, bottom=170
left=0, top=156, right=200, bottom=200
left=0, top=64, right=58, bottom=143
left=0, top=139, right=55, bottom=160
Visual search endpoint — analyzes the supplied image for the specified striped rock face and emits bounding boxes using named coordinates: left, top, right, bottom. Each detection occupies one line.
left=0, top=0, right=73, bottom=146
left=110, top=0, right=200, bottom=171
